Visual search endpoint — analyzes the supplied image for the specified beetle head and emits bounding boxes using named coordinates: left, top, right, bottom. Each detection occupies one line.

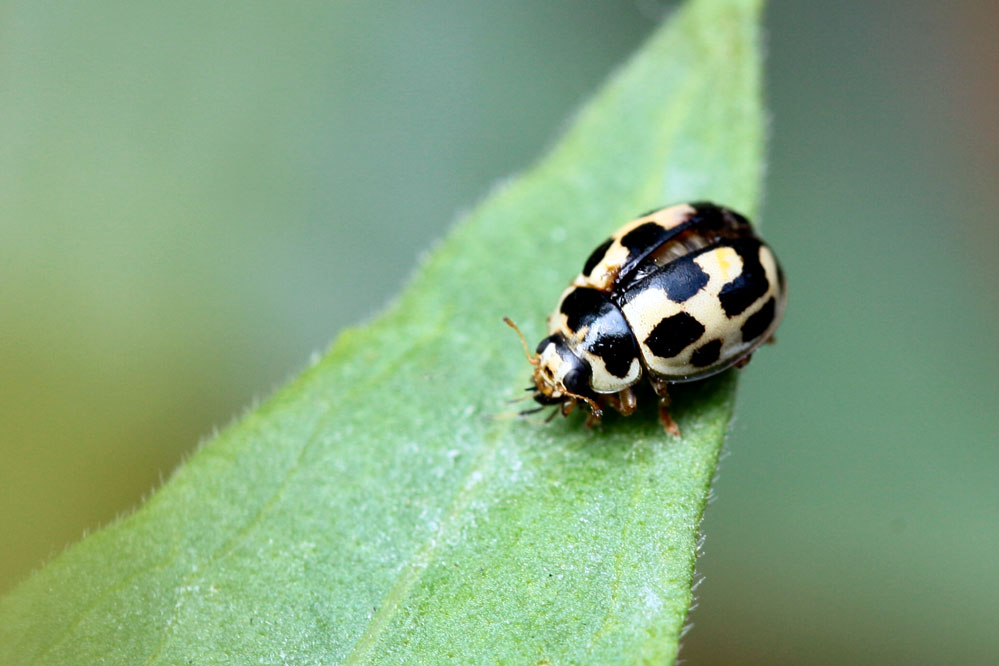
left=504, top=317, right=601, bottom=416
left=531, top=334, right=592, bottom=405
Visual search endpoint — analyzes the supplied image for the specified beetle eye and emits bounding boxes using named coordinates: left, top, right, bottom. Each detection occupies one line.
left=562, top=367, right=588, bottom=395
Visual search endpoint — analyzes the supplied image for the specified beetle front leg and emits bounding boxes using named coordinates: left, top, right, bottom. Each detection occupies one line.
left=581, top=395, right=605, bottom=428
left=649, top=378, right=680, bottom=437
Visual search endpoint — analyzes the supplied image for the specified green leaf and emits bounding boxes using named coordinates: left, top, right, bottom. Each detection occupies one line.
left=0, top=0, right=764, bottom=663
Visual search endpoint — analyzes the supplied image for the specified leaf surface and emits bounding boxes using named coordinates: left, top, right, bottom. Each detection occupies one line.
left=0, top=0, right=764, bottom=663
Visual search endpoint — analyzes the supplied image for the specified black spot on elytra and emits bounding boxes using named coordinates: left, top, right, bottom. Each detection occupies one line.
left=586, top=330, right=637, bottom=379
left=741, top=297, right=776, bottom=342
left=615, top=218, right=677, bottom=286
left=689, top=202, right=752, bottom=234
left=581, top=237, right=613, bottom=277
left=620, top=222, right=670, bottom=260
left=561, top=288, right=639, bottom=380
left=645, top=312, right=705, bottom=359
left=688, top=202, right=726, bottom=226
left=718, top=239, right=768, bottom=317
left=559, top=287, right=608, bottom=332
left=690, top=339, right=722, bottom=367
left=657, top=255, right=709, bottom=302
left=615, top=252, right=709, bottom=307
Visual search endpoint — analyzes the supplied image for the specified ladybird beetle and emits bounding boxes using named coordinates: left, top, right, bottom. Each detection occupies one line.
left=506, top=202, right=786, bottom=435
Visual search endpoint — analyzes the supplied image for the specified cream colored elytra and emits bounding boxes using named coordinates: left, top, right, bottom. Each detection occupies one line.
left=509, top=202, right=786, bottom=435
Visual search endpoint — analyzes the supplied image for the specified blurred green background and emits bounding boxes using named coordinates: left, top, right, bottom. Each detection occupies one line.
left=2, top=1, right=996, bottom=663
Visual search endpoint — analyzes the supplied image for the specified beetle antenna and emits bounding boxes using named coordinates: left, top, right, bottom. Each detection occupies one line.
left=503, top=317, right=539, bottom=366
left=519, top=406, right=546, bottom=416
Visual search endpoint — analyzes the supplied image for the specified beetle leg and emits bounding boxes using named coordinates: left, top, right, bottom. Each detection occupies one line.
left=607, top=387, right=637, bottom=416
left=658, top=405, right=680, bottom=437
left=649, top=377, right=680, bottom=437
left=563, top=390, right=603, bottom=422
left=734, top=353, right=753, bottom=369
left=582, top=395, right=606, bottom=428
left=560, top=399, right=577, bottom=417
